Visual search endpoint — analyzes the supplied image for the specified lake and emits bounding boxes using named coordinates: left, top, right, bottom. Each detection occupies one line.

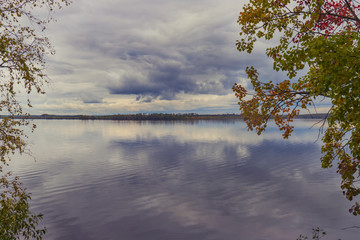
left=8, top=120, right=360, bottom=240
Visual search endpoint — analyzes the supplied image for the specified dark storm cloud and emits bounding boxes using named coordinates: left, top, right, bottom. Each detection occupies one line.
left=102, top=35, right=243, bottom=101
left=106, top=57, right=230, bottom=101
left=49, top=0, right=259, bottom=101
left=38, top=0, right=300, bottom=114
left=107, top=61, right=195, bottom=100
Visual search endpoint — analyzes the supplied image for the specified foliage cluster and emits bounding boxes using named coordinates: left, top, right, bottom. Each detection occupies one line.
left=234, top=0, right=360, bottom=214
left=0, top=0, right=70, bottom=239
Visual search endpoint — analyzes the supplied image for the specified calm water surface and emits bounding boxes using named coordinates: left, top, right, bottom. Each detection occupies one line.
left=9, top=120, right=360, bottom=240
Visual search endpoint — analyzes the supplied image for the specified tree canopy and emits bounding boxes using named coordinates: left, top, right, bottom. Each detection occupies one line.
left=234, top=0, right=360, bottom=214
left=0, top=0, right=70, bottom=239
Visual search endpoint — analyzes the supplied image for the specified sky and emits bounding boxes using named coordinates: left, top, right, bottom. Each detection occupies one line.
left=26, top=0, right=329, bottom=115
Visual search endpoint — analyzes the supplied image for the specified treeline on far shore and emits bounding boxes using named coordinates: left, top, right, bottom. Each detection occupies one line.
left=4, top=112, right=329, bottom=121
left=29, top=113, right=244, bottom=121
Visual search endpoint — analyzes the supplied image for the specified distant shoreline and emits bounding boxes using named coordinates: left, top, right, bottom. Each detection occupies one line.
left=5, top=113, right=328, bottom=121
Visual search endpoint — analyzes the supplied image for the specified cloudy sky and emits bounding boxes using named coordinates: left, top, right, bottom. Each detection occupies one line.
left=26, top=0, right=325, bottom=115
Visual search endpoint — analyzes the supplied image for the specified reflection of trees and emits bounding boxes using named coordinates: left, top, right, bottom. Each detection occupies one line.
left=297, top=228, right=326, bottom=240
left=0, top=0, right=70, bottom=239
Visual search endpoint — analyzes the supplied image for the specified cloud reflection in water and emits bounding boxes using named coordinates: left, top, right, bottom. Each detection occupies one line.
left=10, top=120, right=359, bottom=240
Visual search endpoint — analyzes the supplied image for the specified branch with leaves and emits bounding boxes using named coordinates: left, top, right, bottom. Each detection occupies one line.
left=0, top=0, right=70, bottom=239
left=235, top=0, right=360, bottom=215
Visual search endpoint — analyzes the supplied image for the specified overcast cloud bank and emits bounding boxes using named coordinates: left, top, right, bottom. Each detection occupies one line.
left=23, top=0, right=329, bottom=115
